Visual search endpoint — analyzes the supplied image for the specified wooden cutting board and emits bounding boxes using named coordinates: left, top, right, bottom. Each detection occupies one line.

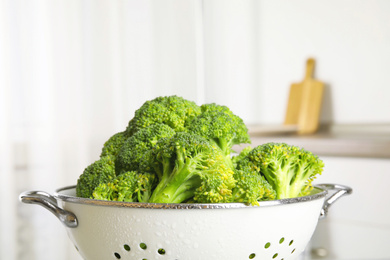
left=284, top=58, right=324, bottom=134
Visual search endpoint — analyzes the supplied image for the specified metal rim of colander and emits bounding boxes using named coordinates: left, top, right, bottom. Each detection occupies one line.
left=54, top=185, right=327, bottom=209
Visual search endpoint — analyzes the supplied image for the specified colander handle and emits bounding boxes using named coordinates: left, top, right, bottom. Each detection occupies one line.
left=317, top=183, right=353, bottom=219
left=19, top=190, right=78, bottom=228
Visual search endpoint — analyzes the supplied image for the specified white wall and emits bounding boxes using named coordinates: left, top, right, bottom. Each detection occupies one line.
left=256, top=0, right=390, bottom=125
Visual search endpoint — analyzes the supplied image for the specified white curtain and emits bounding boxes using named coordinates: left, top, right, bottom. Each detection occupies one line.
left=0, top=1, right=259, bottom=259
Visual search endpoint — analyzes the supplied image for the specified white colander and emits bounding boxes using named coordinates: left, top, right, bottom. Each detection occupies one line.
left=20, top=183, right=351, bottom=260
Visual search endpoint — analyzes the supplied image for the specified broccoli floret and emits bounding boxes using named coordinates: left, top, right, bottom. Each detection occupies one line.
left=125, top=95, right=201, bottom=136
left=232, top=164, right=276, bottom=205
left=237, top=142, right=324, bottom=199
left=232, top=146, right=252, bottom=168
left=92, top=171, right=156, bottom=202
left=135, top=172, right=157, bottom=202
left=232, top=167, right=275, bottom=205
left=187, top=103, right=251, bottom=169
left=115, top=124, right=176, bottom=174
left=147, top=132, right=236, bottom=204
left=76, top=156, right=116, bottom=198
left=92, top=171, right=138, bottom=202
left=100, top=131, right=128, bottom=159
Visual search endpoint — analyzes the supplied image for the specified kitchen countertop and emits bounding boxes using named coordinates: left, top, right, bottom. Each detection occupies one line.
left=235, top=124, right=390, bottom=159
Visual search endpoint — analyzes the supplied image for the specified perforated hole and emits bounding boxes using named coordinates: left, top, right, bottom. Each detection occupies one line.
left=249, top=253, right=256, bottom=259
left=140, top=243, right=147, bottom=250
left=259, top=237, right=294, bottom=260
left=114, top=241, right=165, bottom=259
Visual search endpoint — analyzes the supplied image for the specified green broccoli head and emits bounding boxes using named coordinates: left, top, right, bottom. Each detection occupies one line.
left=187, top=103, right=251, bottom=159
left=76, top=156, right=116, bottom=198
left=193, top=161, right=236, bottom=203
left=237, top=142, right=324, bottom=199
left=125, top=95, right=201, bottom=136
left=147, top=132, right=236, bottom=204
left=115, top=124, right=176, bottom=174
left=92, top=171, right=156, bottom=202
left=232, top=146, right=252, bottom=168
left=232, top=166, right=276, bottom=205
left=100, top=131, right=128, bottom=159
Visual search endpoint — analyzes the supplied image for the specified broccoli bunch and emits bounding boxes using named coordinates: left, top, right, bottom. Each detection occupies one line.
left=76, top=95, right=324, bottom=205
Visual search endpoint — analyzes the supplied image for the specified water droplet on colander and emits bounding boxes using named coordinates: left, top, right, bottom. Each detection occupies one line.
left=155, top=231, right=162, bottom=237
left=184, top=239, right=191, bottom=245
left=193, top=243, right=199, bottom=249
left=178, top=233, right=185, bottom=238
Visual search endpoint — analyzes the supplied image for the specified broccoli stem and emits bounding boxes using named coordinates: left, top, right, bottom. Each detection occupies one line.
left=149, top=151, right=203, bottom=203
left=264, top=159, right=297, bottom=199
left=151, top=177, right=201, bottom=203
